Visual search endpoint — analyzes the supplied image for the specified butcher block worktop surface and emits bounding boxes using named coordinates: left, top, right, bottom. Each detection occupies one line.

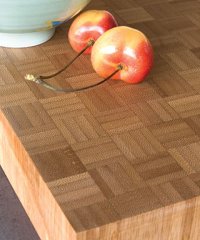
left=1, top=0, right=200, bottom=239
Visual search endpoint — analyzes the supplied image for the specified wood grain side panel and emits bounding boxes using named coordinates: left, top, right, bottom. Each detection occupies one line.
left=77, top=198, right=200, bottom=240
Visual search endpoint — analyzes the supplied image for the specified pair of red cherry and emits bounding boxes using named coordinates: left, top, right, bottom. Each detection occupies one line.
left=25, top=10, right=153, bottom=92
left=69, top=10, right=153, bottom=84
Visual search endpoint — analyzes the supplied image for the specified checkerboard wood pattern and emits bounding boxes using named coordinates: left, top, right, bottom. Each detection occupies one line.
left=1, top=0, right=200, bottom=239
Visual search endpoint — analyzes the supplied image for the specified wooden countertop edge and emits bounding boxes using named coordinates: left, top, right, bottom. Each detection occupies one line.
left=1, top=109, right=200, bottom=239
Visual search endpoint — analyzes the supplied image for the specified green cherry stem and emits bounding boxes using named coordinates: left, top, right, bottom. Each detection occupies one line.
left=25, top=65, right=123, bottom=93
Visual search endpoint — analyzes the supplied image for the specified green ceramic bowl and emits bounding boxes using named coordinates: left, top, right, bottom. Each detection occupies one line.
left=0, top=0, right=91, bottom=48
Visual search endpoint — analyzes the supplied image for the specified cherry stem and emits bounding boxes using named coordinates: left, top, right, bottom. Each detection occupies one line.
left=39, top=39, right=95, bottom=80
left=25, top=65, right=123, bottom=93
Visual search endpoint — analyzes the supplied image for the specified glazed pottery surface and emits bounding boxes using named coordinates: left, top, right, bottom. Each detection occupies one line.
left=0, top=0, right=91, bottom=48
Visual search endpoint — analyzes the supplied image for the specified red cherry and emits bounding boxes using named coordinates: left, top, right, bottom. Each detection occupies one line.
left=68, top=10, right=118, bottom=54
left=91, top=26, right=153, bottom=84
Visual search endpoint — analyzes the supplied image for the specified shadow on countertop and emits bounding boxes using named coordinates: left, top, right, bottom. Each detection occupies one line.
left=0, top=167, right=39, bottom=240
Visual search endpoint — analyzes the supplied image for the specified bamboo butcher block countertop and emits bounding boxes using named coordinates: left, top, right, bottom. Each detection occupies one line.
left=1, top=0, right=200, bottom=239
